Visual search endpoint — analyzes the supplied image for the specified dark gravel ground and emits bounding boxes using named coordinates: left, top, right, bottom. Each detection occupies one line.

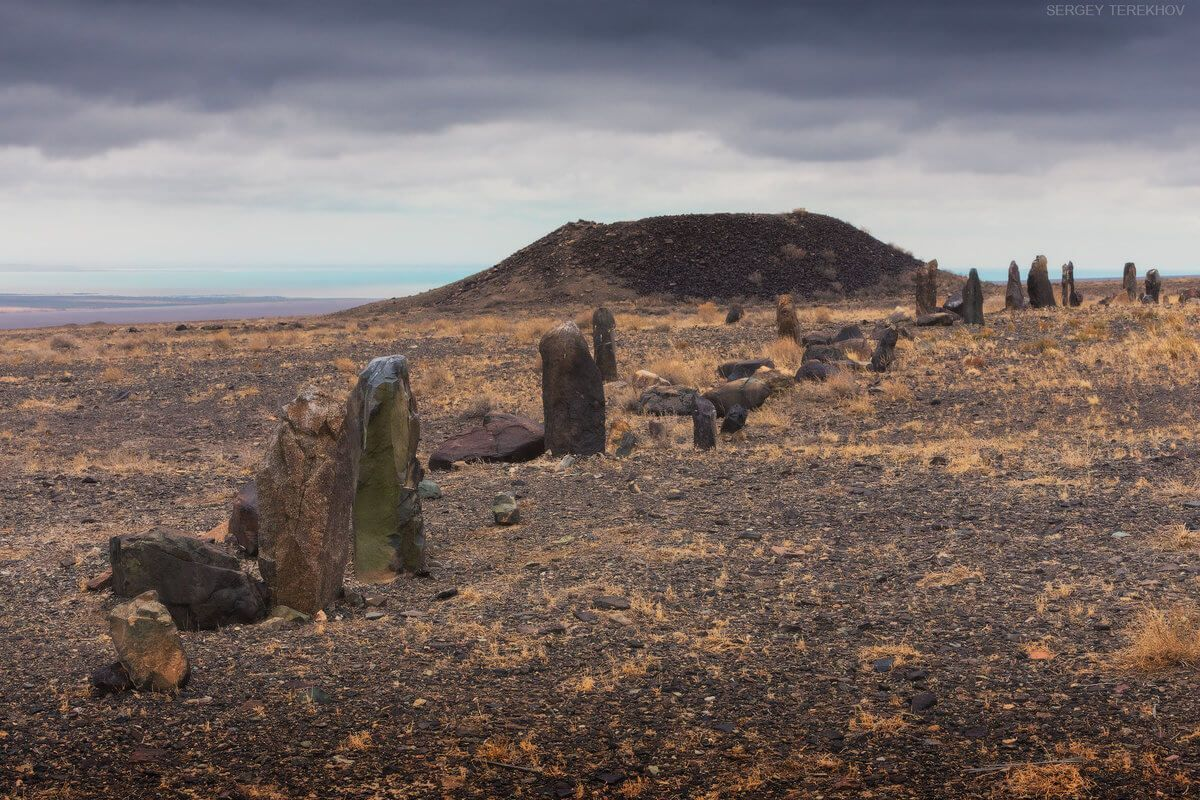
left=3, top=292, right=1200, bottom=799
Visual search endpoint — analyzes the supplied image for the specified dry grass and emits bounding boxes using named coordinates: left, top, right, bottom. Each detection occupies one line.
left=916, top=566, right=982, bottom=588
left=1147, top=524, right=1200, bottom=552
left=644, top=356, right=711, bottom=388
left=857, top=642, right=921, bottom=669
left=1001, top=763, right=1087, bottom=798
left=1113, top=605, right=1200, bottom=672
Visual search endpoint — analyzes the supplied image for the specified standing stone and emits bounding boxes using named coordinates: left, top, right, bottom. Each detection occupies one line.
left=868, top=328, right=899, bottom=373
left=1123, top=262, right=1138, bottom=300
left=692, top=397, right=717, bottom=450
left=1060, top=262, right=1073, bottom=308
left=961, top=269, right=984, bottom=325
left=351, top=355, right=425, bottom=581
left=1144, top=269, right=1162, bottom=303
left=106, top=590, right=190, bottom=693
left=592, top=307, right=619, bottom=381
left=539, top=322, right=606, bottom=457
left=1026, top=256, right=1057, bottom=308
left=227, top=480, right=259, bottom=556
left=1005, top=261, right=1027, bottom=310
left=915, top=259, right=939, bottom=316
left=257, top=388, right=361, bottom=615
left=724, top=304, right=744, bottom=324
left=776, top=295, right=799, bottom=341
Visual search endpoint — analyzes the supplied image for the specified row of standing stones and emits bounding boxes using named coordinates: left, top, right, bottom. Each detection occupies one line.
left=92, top=305, right=912, bottom=694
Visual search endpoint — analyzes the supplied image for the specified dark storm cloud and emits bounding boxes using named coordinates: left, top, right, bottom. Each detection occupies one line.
left=0, top=0, right=1195, bottom=162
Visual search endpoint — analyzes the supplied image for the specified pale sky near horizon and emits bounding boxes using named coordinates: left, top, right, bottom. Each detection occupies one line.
left=1, top=1, right=1198, bottom=276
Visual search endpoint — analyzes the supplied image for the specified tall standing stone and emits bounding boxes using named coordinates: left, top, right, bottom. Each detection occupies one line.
left=1123, top=262, right=1138, bottom=300
left=1005, top=261, right=1027, bottom=310
left=539, top=322, right=606, bottom=457
left=776, top=295, right=799, bottom=341
left=351, top=356, right=425, bottom=581
left=1061, top=261, right=1082, bottom=307
left=961, top=268, right=984, bottom=325
left=592, top=307, right=619, bottom=381
left=1026, top=255, right=1057, bottom=308
left=868, top=328, right=899, bottom=373
left=1144, top=269, right=1162, bottom=303
left=915, top=259, right=939, bottom=316
left=725, top=304, right=744, bottom=324
left=257, top=388, right=361, bottom=615
left=692, top=397, right=717, bottom=450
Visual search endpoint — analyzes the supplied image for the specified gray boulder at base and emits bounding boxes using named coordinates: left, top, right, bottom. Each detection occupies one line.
left=539, top=321, right=606, bottom=456
left=637, top=385, right=700, bottom=416
left=961, top=268, right=984, bottom=325
left=1144, top=269, right=1161, bottom=303
left=1123, top=262, right=1138, bottom=300
left=868, top=328, right=899, bottom=373
left=351, top=355, right=425, bottom=580
left=692, top=397, right=717, bottom=450
left=1005, top=261, right=1027, bottom=310
left=717, top=359, right=775, bottom=381
left=1027, top=255, right=1057, bottom=308
left=257, top=388, right=362, bottom=615
left=592, top=307, right=619, bottom=381
left=943, top=291, right=964, bottom=317
left=106, top=590, right=190, bottom=693
left=796, top=360, right=839, bottom=381
left=110, top=531, right=266, bottom=630
left=428, top=412, right=544, bottom=470
left=703, top=377, right=771, bottom=416
left=227, top=480, right=259, bottom=556
left=915, top=259, right=939, bottom=315
left=724, top=305, right=743, bottom=324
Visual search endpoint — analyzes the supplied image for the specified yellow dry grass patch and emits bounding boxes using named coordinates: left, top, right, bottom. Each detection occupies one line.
left=1113, top=605, right=1200, bottom=672
left=857, top=642, right=921, bottom=669
left=1001, top=763, right=1087, bottom=798
left=917, top=566, right=982, bottom=588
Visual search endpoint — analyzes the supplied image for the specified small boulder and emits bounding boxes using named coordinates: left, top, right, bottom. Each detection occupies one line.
left=802, top=343, right=850, bottom=365
left=91, top=662, right=133, bottom=696
left=703, top=377, right=771, bottom=416
left=916, top=312, right=957, bottom=327
left=833, top=324, right=864, bottom=343
left=428, top=413, right=545, bottom=470
left=632, top=370, right=670, bottom=388
left=417, top=479, right=442, bottom=500
left=692, top=397, right=717, bottom=450
left=868, top=328, right=899, bottom=373
left=637, top=385, right=700, bottom=416
left=106, top=590, right=190, bottom=693
left=796, top=360, right=839, bottom=382
left=724, top=305, right=744, bottom=324
left=942, top=291, right=964, bottom=317
left=720, top=405, right=748, bottom=434
left=716, top=359, right=775, bottom=381
left=493, top=493, right=520, bottom=525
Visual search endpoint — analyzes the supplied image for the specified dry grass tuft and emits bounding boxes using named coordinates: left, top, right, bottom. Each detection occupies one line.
left=1114, top=605, right=1200, bottom=672
left=916, top=566, right=982, bottom=588
left=858, top=642, right=921, bottom=668
left=1002, top=763, right=1087, bottom=798
left=694, top=301, right=722, bottom=325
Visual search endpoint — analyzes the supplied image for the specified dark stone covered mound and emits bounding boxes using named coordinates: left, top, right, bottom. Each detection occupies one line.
left=351, top=211, right=923, bottom=312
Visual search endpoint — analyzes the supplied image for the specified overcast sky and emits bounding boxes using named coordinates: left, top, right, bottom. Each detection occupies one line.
left=1, top=0, right=1197, bottom=276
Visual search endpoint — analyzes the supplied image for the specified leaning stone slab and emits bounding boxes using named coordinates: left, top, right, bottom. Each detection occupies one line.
left=110, top=531, right=265, bottom=630
left=428, top=412, right=545, bottom=470
left=717, top=359, right=775, bottom=381
left=352, top=355, right=425, bottom=580
left=257, top=388, right=361, bottom=615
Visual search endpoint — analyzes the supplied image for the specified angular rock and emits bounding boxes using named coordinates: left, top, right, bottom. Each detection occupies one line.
left=776, top=294, right=799, bottom=340
left=833, top=324, right=864, bottom=343
left=942, top=291, right=964, bottom=317
left=1123, top=262, right=1138, bottom=300
left=916, top=312, right=957, bottom=327
left=637, top=385, right=700, bottom=416
left=110, top=531, right=265, bottom=630
left=692, top=397, right=717, bottom=450
left=352, top=355, right=425, bottom=580
left=716, top=359, right=775, bottom=381
left=961, top=268, right=984, bottom=325
left=1005, top=260, right=1027, bottom=310
left=801, top=331, right=834, bottom=346
left=539, top=321, right=606, bottom=456
left=703, top=377, right=771, bottom=416
left=257, top=388, right=361, bottom=616
left=724, top=304, right=744, bottom=324
left=417, top=479, right=442, bottom=500
left=592, top=307, right=619, bottom=381
left=428, top=412, right=545, bottom=470
left=803, top=343, right=850, bottom=364
left=795, top=360, right=839, bottom=382
left=914, top=259, right=939, bottom=316
left=721, top=405, right=748, bottom=434
left=227, top=480, right=259, bottom=556
left=1027, top=255, right=1057, bottom=308
left=868, top=328, right=899, bottom=373
left=91, top=662, right=133, bottom=696
left=493, top=492, right=520, bottom=525
left=1144, top=268, right=1161, bottom=304
left=106, top=590, right=190, bottom=693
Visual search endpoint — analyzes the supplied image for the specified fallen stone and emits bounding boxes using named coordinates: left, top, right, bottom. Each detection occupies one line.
left=593, top=595, right=631, bottom=611
left=833, top=324, right=864, bottom=343
left=632, top=369, right=670, bottom=388
left=720, top=405, right=748, bottom=434
left=716, top=359, right=775, bottom=381
left=637, top=385, right=700, bottom=416
left=261, top=605, right=312, bottom=628
left=106, top=590, right=190, bottom=693
left=428, top=412, right=545, bottom=470
left=911, top=691, right=938, bottom=713
left=86, top=569, right=113, bottom=592
left=493, top=493, right=520, bottom=525
left=257, top=388, right=361, bottom=616
left=703, top=377, right=771, bottom=416
left=795, top=360, right=839, bottom=382
left=916, top=312, right=957, bottom=327
left=110, top=531, right=266, bottom=630
left=539, top=321, right=606, bottom=456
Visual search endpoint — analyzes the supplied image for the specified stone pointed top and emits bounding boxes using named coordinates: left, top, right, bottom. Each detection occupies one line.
left=283, top=388, right=349, bottom=437
left=1033, top=254, right=1048, bottom=270
left=1009, top=260, right=1018, bottom=268
left=927, top=259, right=938, bottom=269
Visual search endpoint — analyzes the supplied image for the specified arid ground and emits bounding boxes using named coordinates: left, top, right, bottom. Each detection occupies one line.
left=4, top=282, right=1200, bottom=798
